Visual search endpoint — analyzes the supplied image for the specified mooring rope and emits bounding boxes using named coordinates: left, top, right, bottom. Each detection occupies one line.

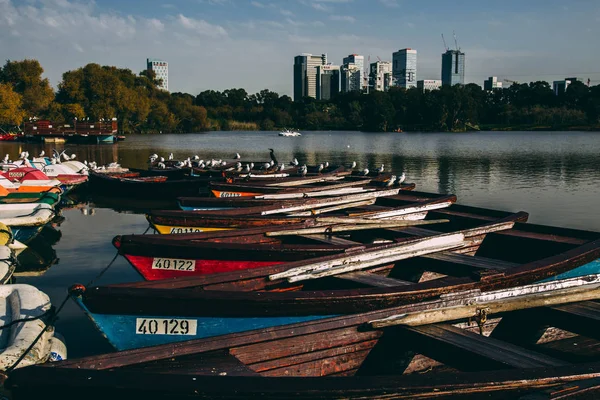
left=4, top=250, right=121, bottom=373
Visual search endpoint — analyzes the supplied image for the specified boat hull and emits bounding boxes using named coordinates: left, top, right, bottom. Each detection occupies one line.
left=73, top=295, right=331, bottom=351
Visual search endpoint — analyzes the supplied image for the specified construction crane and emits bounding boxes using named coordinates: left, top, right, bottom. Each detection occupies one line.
left=441, top=34, right=449, bottom=51
left=503, top=78, right=519, bottom=85
left=453, top=31, right=460, bottom=51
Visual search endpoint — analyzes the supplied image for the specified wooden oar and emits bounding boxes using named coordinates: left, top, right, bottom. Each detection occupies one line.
left=265, top=175, right=347, bottom=187
left=269, top=221, right=517, bottom=283
left=368, top=274, right=600, bottom=328
left=260, top=188, right=400, bottom=215
left=285, top=199, right=377, bottom=216
left=255, top=187, right=374, bottom=200
left=269, top=232, right=466, bottom=282
left=265, top=219, right=449, bottom=237
left=350, top=200, right=455, bottom=220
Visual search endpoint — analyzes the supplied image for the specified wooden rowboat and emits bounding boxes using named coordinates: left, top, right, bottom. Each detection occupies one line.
left=71, top=204, right=600, bottom=350
left=121, top=193, right=461, bottom=278
left=11, top=275, right=600, bottom=399
left=152, top=188, right=431, bottom=234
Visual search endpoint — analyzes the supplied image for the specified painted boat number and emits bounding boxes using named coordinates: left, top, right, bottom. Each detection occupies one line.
left=151, top=258, right=195, bottom=271
left=219, top=192, right=241, bottom=198
left=169, top=227, right=203, bottom=234
left=136, top=318, right=197, bottom=335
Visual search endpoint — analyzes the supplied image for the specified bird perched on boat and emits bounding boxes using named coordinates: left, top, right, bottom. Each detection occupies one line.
left=244, top=164, right=250, bottom=172
left=351, top=161, right=357, bottom=169
left=168, top=153, right=174, bottom=161
left=84, top=160, right=88, bottom=166
left=385, top=175, right=397, bottom=187
left=291, top=158, right=299, bottom=166
left=396, top=172, right=406, bottom=185
left=278, top=163, right=285, bottom=171
left=249, top=162, right=254, bottom=170
left=198, top=162, right=206, bottom=169
left=235, top=162, right=242, bottom=172
left=157, top=162, right=166, bottom=169
left=160, top=157, right=165, bottom=163
left=317, top=163, right=324, bottom=173
left=221, top=161, right=227, bottom=166
left=377, top=164, right=384, bottom=174
left=70, top=154, right=76, bottom=160
left=39, top=150, right=45, bottom=157
left=324, top=161, right=329, bottom=169
left=261, top=162, right=271, bottom=170
left=193, top=155, right=200, bottom=161
left=268, top=148, right=278, bottom=165
left=3, top=155, right=8, bottom=163
left=300, top=164, right=307, bottom=176
left=362, top=168, right=369, bottom=176
left=234, top=153, right=241, bottom=159
left=269, top=160, right=275, bottom=167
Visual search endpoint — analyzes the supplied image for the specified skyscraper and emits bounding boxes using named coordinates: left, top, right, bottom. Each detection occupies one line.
left=341, top=54, right=364, bottom=92
left=441, top=50, right=465, bottom=86
left=316, top=65, right=340, bottom=100
left=293, top=53, right=327, bottom=101
left=392, top=48, right=417, bottom=88
left=146, top=58, right=169, bottom=91
left=369, top=61, right=392, bottom=92
left=484, top=77, right=503, bottom=91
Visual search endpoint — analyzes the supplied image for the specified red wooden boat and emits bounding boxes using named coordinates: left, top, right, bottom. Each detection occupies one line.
left=121, top=192, right=459, bottom=279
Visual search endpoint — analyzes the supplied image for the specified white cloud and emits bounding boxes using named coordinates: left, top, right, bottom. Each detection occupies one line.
left=250, top=1, right=264, bottom=7
left=311, top=3, right=332, bottom=12
left=280, top=8, right=293, bottom=16
left=329, top=15, right=355, bottom=23
left=177, top=14, right=228, bottom=37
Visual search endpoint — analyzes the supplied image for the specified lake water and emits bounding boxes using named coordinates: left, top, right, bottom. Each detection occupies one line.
left=2, top=130, right=600, bottom=358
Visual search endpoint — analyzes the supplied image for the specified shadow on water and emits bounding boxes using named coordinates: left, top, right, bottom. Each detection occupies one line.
left=1, top=130, right=599, bottom=357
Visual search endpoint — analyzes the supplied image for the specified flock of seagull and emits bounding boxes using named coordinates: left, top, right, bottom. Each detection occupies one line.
left=147, top=149, right=407, bottom=185
left=0, top=150, right=120, bottom=171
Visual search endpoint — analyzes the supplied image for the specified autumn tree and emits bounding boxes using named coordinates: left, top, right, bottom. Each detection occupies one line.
left=0, top=83, right=26, bottom=126
left=0, top=59, right=54, bottom=118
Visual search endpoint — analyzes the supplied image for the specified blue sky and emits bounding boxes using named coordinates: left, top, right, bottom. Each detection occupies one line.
left=1, top=0, right=599, bottom=95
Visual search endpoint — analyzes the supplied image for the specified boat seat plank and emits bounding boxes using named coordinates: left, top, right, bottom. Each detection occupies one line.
left=404, top=324, right=568, bottom=369
left=334, top=272, right=413, bottom=287
left=124, top=350, right=260, bottom=376
left=496, top=230, right=587, bottom=245
left=422, top=253, right=519, bottom=271
left=541, top=301, right=600, bottom=340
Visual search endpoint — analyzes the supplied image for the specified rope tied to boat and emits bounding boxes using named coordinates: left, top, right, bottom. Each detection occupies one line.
left=475, top=307, right=490, bottom=335
left=86, top=251, right=120, bottom=287
left=3, top=251, right=121, bottom=375
left=4, top=294, right=69, bottom=374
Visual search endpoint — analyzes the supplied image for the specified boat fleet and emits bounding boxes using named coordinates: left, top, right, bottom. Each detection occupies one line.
left=0, top=148, right=600, bottom=398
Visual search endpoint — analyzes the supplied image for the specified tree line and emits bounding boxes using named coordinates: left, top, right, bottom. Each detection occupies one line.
left=0, top=59, right=599, bottom=133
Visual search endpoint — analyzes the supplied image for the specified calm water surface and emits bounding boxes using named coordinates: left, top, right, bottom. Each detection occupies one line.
left=2, top=130, right=599, bottom=357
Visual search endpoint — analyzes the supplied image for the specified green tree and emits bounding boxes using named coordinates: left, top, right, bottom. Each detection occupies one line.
left=0, top=59, right=54, bottom=117
left=0, top=83, right=26, bottom=125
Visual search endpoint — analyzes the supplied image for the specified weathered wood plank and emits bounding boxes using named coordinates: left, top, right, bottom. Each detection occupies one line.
left=261, top=189, right=400, bottom=215
left=270, top=233, right=466, bottom=283
left=334, top=272, right=413, bottom=287
left=404, top=324, right=567, bottom=369
left=265, top=219, right=449, bottom=237
left=285, top=199, right=376, bottom=216
left=369, top=275, right=600, bottom=328
left=423, top=252, right=520, bottom=271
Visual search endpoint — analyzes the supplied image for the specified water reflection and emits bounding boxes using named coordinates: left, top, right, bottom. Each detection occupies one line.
left=1, top=131, right=598, bottom=357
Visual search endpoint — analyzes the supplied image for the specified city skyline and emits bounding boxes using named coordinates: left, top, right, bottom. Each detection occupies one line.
left=1, top=0, right=600, bottom=96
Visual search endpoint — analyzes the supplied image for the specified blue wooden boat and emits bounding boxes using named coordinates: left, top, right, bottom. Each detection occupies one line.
left=70, top=204, right=600, bottom=351
left=71, top=292, right=331, bottom=351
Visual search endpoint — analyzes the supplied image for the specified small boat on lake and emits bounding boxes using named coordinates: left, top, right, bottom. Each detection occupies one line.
left=279, top=128, right=302, bottom=137
left=150, top=190, right=446, bottom=234
left=0, top=203, right=56, bottom=244
left=73, top=203, right=600, bottom=350
left=11, top=275, right=600, bottom=399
